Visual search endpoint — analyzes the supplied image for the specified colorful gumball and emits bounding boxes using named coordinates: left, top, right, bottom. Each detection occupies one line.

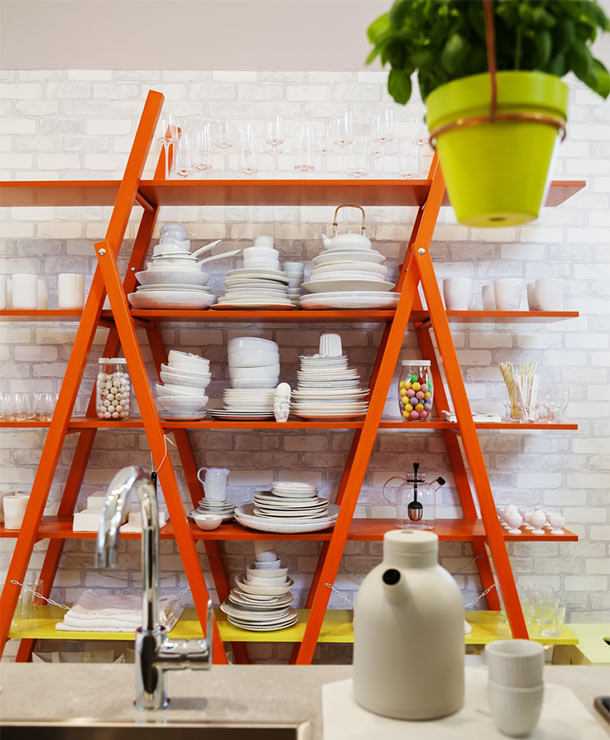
left=406, top=389, right=416, bottom=398
left=424, top=402, right=432, bottom=410
left=415, top=391, right=425, bottom=400
left=420, top=383, right=429, bottom=393
left=411, top=382, right=421, bottom=391
left=415, top=403, right=424, bottom=411
left=420, top=410, right=429, bottom=418
left=424, top=391, right=432, bottom=400
left=410, top=373, right=418, bottom=382
left=405, top=403, right=414, bottom=412
left=410, top=410, right=420, bottom=419
left=402, top=410, right=410, bottom=418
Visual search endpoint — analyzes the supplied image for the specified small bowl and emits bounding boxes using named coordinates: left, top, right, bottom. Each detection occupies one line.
left=190, top=512, right=223, bottom=530
left=157, top=397, right=208, bottom=413
left=168, top=350, right=210, bottom=368
left=228, top=337, right=278, bottom=354
left=247, top=565, right=288, bottom=579
left=160, top=369, right=211, bottom=389
left=156, top=382, right=208, bottom=398
left=229, top=363, right=280, bottom=380
left=243, top=246, right=278, bottom=258
left=253, top=559, right=282, bottom=569
left=230, top=378, right=278, bottom=389
left=161, top=363, right=211, bottom=379
left=246, top=574, right=290, bottom=587
left=228, top=348, right=280, bottom=368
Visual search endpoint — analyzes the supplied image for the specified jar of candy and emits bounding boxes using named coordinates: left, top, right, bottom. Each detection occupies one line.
left=398, top=360, right=433, bottom=421
left=96, top=358, right=131, bottom=420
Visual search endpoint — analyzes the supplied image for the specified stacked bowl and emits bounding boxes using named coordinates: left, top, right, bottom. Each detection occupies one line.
left=215, top=236, right=293, bottom=309
left=155, top=350, right=211, bottom=420
left=130, top=224, right=217, bottom=309
left=284, top=261, right=305, bottom=305
left=220, top=549, right=297, bottom=631
left=301, top=236, right=399, bottom=310
left=210, top=338, right=280, bottom=420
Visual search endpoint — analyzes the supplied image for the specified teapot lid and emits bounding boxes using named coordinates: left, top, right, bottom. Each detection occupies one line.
left=384, top=529, right=438, bottom=555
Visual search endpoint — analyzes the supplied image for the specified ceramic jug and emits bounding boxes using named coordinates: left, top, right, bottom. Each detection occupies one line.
left=353, top=529, right=464, bottom=720
left=196, top=467, right=230, bottom=501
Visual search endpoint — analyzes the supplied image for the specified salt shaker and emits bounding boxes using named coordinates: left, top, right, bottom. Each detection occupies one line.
left=96, top=358, right=131, bottom=420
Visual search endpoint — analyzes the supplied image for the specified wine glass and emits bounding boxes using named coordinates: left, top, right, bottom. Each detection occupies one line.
left=293, top=126, right=316, bottom=177
left=332, top=112, right=353, bottom=149
left=213, top=120, right=234, bottom=176
left=398, top=139, right=422, bottom=179
left=157, top=114, right=178, bottom=178
left=314, top=122, right=333, bottom=173
left=265, top=115, right=285, bottom=173
left=193, top=124, right=213, bottom=174
left=345, top=136, right=369, bottom=179
left=371, top=109, right=395, bottom=175
left=239, top=125, right=259, bottom=177
left=173, top=131, right=193, bottom=178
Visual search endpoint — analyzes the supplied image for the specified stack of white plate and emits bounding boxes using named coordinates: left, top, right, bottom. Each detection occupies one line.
left=190, top=496, right=235, bottom=521
left=220, top=550, right=297, bottom=631
left=215, top=268, right=294, bottom=309
left=301, top=241, right=399, bottom=310
left=291, top=354, right=369, bottom=420
left=155, top=350, right=211, bottom=420
left=210, top=388, right=277, bottom=420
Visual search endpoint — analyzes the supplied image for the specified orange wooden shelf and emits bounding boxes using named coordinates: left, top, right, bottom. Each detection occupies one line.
left=0, top=516, right=578, bottom=543
left=0, top=179, right=585, bottom=209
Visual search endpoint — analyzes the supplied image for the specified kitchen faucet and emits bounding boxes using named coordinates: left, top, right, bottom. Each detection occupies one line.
left=96, top=465, right=213, bottom=709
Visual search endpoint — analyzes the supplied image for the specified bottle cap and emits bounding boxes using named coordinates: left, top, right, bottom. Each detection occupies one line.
left=401, top=360, right=431, bottom=367
left=99, top=357, right=127, bottom=364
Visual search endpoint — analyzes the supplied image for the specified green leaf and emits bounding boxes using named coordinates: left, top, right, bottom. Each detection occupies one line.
left=389, top=0, right=411, bottom=29
left=547, top=52, right=567, bottom=77
left=387, top=68, right=413, bottom=104
left=578, top=1, right=610, bottom=32
left=531, top=6, right=556, bottom=29
left=367, top=13, right=391, bottom=43
left=441, top=32, right=471, bottom=75
left=569, top=38, right=593, bottom=79
left=385, top=40, right=407, bottom=69
left=555, top=19, right=576, bottom=52
left=582, top=57, right=610, bottom=98
left=535, top=31, right=552, bottom=68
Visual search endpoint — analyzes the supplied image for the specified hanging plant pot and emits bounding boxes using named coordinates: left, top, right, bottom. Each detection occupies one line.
left=425, top=71, right=569, bottom=227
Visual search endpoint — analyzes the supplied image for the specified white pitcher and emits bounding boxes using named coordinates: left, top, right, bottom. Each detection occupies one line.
left=353, top=529, right=464, bottom=720
left=196, top=467, right=230, bottom=501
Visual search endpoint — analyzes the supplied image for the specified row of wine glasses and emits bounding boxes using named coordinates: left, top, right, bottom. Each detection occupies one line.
left=0, top=392, right=59, bottom=422
left=157, top=110, right=429, bottom=179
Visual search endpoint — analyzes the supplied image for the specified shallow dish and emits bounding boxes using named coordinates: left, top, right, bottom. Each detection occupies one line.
left=157, top=397, right=208, bottom=412
left=155, top=382, right=207, bottom=398
left=228, top=348, right=280, bottom=368
left=128, top=291, right=216, bottom=310
left=160, top=369, right=211, bottom=389
left=229, top=378, right=279, bottom=389
left=302, top=279, right=395, bottom=294
left=300, top=291, right=400, bottom=310
left=228, top=337, right=279, bottom=353
left=161, top=363, right=211, bottom=380
left=235, top=573, right=294, bottom=596
left=136, top=270, right=210, bottom=287
left=188, top=511, right=223, bottom=530
left=313, top=250, right=385, bottom=265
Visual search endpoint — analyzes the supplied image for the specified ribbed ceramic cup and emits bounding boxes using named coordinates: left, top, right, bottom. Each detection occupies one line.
left=488, top=680, right=544, bottom=737
left=485, top=639, right=544, bottom=688
left=494, top=278, right=523, bottom=310
left=443, top=277, right=472, bottom=310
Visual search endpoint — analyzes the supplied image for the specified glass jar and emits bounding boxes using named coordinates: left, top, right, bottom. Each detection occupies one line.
left=398, top=360, right=433, bottom=421
left=96, top=358, right=131, bottom=420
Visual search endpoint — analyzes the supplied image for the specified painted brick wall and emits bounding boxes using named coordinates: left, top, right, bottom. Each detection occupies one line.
left=1, top=70, right=609, bottom=662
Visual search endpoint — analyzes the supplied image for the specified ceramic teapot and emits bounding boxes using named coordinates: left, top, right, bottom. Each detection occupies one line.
left=320, top=204, right=372, bottom=250
left=353, top=530, right=464, bottom=720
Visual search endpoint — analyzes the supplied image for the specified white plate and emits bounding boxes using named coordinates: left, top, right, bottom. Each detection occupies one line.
left=271, top=482, right=317, bottom=492
left=226, top=614, right=298, bottom=631
left=235, top=573, right=294, bottom=595
left=292, top=411, right=367, bottom=419
left=209, top=410, right=275, bottom=420
left=128, top=291, right=217, bottom=309
left=235, top=514, right=337, bottom=534
left=220, top=601, right=292, bottom=620
left=292, top=389, right=368, bottom=398
left=226, top=269, right=289, bottom=283
left=300, top=291, right=400, bottom=310
left=228, top=592, right=293, bottom=609
left=245, top=565, right=288, bottom=579
left=136, top=284, right=212, bottom=293
left=136, top=270, right=210, bottom=286
left=313, top=250, right=385, bottom=265
left=239, top=503, right=339, bottom=520
left=312, top=261, right=387, bottom=277
left=308, top=271, right=388, bottom=282
left=302, top=279, right=395, bottom=294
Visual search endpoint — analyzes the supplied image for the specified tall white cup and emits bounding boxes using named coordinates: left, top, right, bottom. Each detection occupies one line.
left=494, top=278, right=523, bottom=311
left=3, top=495, right=29, bottom=529
left=481, top=285, right=495, bottom=310
left=11, top=274, right=38, bottom=310
left=37, top=278, right=49, bottom=309
left=443, top=277, right=472, bottom=310
left=58, top=273, right=85, bottom=310
left=0, top=275, right=7, bottom=310
left=527, top=283, right=539, bottom=311
left=535, top=279, right=563, bottom=311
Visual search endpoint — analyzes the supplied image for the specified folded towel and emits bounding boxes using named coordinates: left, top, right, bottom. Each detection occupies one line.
left=56, top=589, right=183, bottom=633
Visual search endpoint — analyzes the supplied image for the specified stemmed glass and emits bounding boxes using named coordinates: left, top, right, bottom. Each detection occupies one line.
left=333, top=112, right=353, bottom=177
left=158, top=114, right=178, bottom=178
left=265, top=115, right=285, bottom=174
left=314, top=123, right=333, bottom=173
left=293, top=127, right=316, bottom=177
left=371, top=109, right=395, bottom=175
left=398, top=139, right=422, bottom=179
left=345, top=136, right=369, bottom=179
left=192, top=124, right=213, bottom=175
left=239, top=125, right=259, bottom=177
left=213, top=120, right=234, bottom=176
left=173, top=131, right=193, bottom=178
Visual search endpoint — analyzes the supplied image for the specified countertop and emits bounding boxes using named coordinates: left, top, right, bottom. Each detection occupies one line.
left=0, top=663, right=609, bottom=738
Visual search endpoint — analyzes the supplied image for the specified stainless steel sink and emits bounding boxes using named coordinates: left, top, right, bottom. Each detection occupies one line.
left=0, top=723, right=307, bottom=739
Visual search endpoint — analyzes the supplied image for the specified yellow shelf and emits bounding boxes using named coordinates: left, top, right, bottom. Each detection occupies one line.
left=564, top=623, right=610, bottom=664
left=9, top=607, right=579, bottom=646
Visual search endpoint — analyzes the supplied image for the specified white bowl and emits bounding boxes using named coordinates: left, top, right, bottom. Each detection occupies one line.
left=246, top=565, right=288, bottom=579
left=136, top=270, right=210, bottom=287
left=244, top=246, right=278, bottom=258
left=228, top=337, right=278, bottom=354
left=230, top=378, right=279, bottom=389
left=167, top=350, right=210, bottom=368
left=190, top=512, right=223, bottom=530
left=159, top=370, right=211, bottom=389
left=157, top=397, right=208, bottom=413
left=228, top=349, right=280, bottom=368
left=161, top=363, right=211, bottom=380
left=246, top=573, right=290, bottom=586
left=156, top=382, right=208, bottom=398
left=160, top=224, right=187, bottom=238
left=229, top=363, right=280, bottom=380
left=168, top=362, right=211, bottom=376
left=253, top=559, right=282, bottom=569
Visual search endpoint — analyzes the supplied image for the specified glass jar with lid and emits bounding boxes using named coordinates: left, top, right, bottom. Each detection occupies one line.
left=96, top=358, right=131, bottom=420
left=398, top=360, right=433, bottom=421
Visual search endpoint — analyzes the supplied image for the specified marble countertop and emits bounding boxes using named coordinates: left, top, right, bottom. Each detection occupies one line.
left=0, top=663, right=608, bottom=738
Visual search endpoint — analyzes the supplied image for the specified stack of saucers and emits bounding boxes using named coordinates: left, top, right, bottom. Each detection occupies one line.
left=155, top=350, right=211, bottom=420
left=283, top=261, right=305, bottom=306
left=191, top=496, right=235, bottom=521
left=215, top=236, right=293, bottom=310
left=291, top=337, right=369, bottom=420
left=235, top=482, right=339, bottom=534
left=220, top=550, right=297, bottom=631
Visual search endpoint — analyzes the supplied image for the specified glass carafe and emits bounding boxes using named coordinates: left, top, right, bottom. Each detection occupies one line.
left=383, top=462, right=445, bottom=530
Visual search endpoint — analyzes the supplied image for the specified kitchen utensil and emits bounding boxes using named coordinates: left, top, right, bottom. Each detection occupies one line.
left=3, top=494, right=29, bottom=529
left=494, top=278, right=523, bottom=311
left=535, top=278, right=563, bottom=311
left=408, top=462, right=423, bottom=522
left=190, top=239, right=223, bottom=260
left=197, top=249, right=242, bottom=265
left=11, top=274, right=38, bottom=310
left=319, top=333, right=343, bottom=357
left=488, top=680, right=544, bottom=737
left=482, top=284, right=495, bottom=310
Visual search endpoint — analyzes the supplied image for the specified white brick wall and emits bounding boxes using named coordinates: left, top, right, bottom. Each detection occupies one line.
left=1, top=70, right=609, bottom=661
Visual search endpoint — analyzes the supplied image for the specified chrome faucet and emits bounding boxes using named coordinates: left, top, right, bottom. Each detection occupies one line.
left=96, top=465, right=213, bottom=709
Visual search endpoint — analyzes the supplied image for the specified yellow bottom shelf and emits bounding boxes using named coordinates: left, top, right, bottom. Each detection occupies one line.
left=9, top=607, right=578, bottom=646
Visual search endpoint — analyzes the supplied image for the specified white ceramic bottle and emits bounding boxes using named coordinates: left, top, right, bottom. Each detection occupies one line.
left=353, top=529, right=464, bottom=720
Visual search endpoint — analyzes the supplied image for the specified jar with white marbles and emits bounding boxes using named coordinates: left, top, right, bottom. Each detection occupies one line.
left=96, top=358, right=131, bottom=420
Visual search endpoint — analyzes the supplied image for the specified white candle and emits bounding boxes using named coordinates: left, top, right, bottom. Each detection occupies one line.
left=58, top=273, right=84, bottom=309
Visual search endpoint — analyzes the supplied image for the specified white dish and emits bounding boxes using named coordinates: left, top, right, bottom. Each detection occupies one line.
left=300, top=291, right=400, bottom=310
left=128, top=291, right=216, bottom=309
left=302, top=279, right=395, bottom=294
left=136, top=284, right=212, bottom=294
left=161, top=363, right=211, bottom=380
left=155, top=382, right=207, bottom=398
left=227, top=269, right=289, bottom=283
left=235, top=514, right=337, bottom=535
left=220, top=602, right=292, bottom=622
left=313, top=250, right=384, bottom=265
left=228, top=363, right=280, bottom=379
left=312, top=261, right=387, bottom=277
left=225, top=614, right=298, bottom=631
left=292, top=411, right=367, bottom=419
left=228, top=348, right=280, bottom=368
left=189, top=512, right=223, bottom=530
left=160, top=369, right=211, bottom=389
left=136, top=270, right=210, bottom=287
left=209, top=410, right=275, bottom=420
left=157, top=397, right=208, bottom=412
left=246, top=565, right=288, bottom=578
left=167, top=350, right=209, bottom=367
left=229, top=379, right=279, bottom=389
left=239, top=502, right=338, bottom=520
left=235, top=573, right=294, bottom=596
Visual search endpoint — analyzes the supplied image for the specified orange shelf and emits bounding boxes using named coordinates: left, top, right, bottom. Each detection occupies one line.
left=0, top=516, right=578, bottom=543
left=0, top=179, right=585, bottom=208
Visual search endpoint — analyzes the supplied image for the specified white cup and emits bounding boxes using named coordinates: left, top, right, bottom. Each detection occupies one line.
left=11, top=274, right=38, bottom=310
left=37, top=278, right=49, bottom=309
left=494, top=278, right=522, bottom=311
left=58, top=273, right=85, bottom=310
left=0, top=275, right=7, bottom=310
left=485, top=639, right=544, bottom=688
left=488, top=680, right=544, bottom=737
left=254, top=236, right=274, bottom=248
left=197, top=467, right=230, bottom=501
left=527, top=283, right=539, bottom=311
left=443, top=277, right=472, bottom=310
left=535, top=279, right=563, bottom=311
left=481, top=285, right=495, bottom=311
left=3, top=494, right=29, bottom=529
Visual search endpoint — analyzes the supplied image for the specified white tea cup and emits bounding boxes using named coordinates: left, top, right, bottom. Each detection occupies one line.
left=494, top=278, right=522, bottom=311
left=535, top=279, right=563, bottom=311
left=481, top=285, right=495, bottom=311
left=3, top=494, right=29, bottom=529
left=58, top=273, right=85, bottom=310
left=443, top=277, right=472, bottom=310
left=485, top=639, right=544, bottom=688
left=488, top=680, right=544, bottom=737
left=527, top=283, right=539, bottom=311
left=11, top=274, right=38, bottom=310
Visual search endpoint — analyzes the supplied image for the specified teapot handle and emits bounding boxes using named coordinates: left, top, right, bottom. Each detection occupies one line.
left=382, top=475, right=406, bottom=505
left=332, top=204, right=366, bottom=236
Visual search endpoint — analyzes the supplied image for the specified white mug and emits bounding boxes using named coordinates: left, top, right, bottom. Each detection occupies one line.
left=11, top=274, right=38, bottom=310
left=481, top=285, right=495, bottom=311
left=197, top=467, right=230, bottom=501
left=37, top=277, right=49, bottom=309
left=58, top=273, right=85, bottom=310
left=494, top=278, right=523, bottom=311
left=443, top=277, right=472, bottom=310
left=0, top=275, right=7, bottom=310
left=535, top=279, right=563, bottom=311
left=3, top=494, right=29, bottom=529
left=527, top=283, right=539, bottom=311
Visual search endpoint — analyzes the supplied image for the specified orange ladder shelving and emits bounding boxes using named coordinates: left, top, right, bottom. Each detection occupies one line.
left=0, top=90, right=583, bottom=662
